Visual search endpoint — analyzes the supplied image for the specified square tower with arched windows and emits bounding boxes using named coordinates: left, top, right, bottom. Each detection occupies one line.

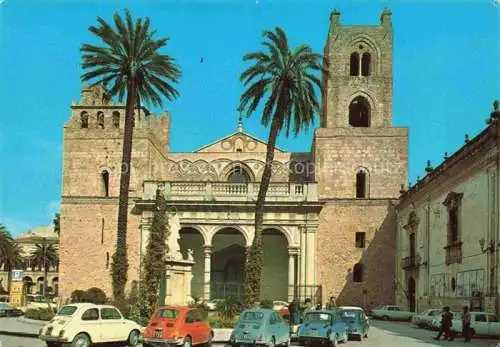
left=314, top=9, right=408, bottom=309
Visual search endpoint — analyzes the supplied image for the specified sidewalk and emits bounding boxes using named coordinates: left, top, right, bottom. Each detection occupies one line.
left=0, top=317, right=45, bottom=337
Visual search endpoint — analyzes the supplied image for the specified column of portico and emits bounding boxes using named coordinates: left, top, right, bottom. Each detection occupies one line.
left=306, top=227, right=317, bottom=286
left=203, top=245, right=212, bottom=301
left=288, top=247, right=299, bottom=300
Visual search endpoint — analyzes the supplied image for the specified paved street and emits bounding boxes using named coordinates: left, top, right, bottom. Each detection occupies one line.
left=1, top=318, right=499, bottom=347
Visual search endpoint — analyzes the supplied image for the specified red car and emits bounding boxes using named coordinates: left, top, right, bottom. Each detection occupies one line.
left=142, top=306, right=213, bottom=347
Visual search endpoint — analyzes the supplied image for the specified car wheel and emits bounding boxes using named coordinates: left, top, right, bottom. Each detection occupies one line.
left=183, top=336, right=192, bottom=347
left=71, top=333, right=91, bottom=347
left=127, top=329, right=140, bottom=346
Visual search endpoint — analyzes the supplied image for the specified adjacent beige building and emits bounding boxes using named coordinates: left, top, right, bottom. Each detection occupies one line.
left=59, top=9, right=407, bottom=310
left=395, top=103, right=499, bottom=314
left=0, top=225, right=59, bottom=295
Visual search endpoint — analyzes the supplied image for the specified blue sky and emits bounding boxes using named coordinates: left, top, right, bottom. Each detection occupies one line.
left=0, top=0, right=498, bottom=236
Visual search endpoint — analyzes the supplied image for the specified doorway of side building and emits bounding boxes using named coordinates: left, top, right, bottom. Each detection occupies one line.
left=408, top=277, right=416, bottom=312
left=211, top=227, right=246, bottom=302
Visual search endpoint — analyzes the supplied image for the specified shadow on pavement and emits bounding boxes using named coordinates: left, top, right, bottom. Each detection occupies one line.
left=373, top=320, right=500, bottom=347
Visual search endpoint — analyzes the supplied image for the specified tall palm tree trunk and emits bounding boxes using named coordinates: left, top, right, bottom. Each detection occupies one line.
left=42, top=239, right=47, bottom=297
left=111, top=79, right=137, bottom=301
left=245, top=110, right=281, bottom=306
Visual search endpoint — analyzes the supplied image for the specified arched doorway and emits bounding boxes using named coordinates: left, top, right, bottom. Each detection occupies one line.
left=261, top=228, right=289, bottom=301
left=36, top=277, right=44, bottom=294
left=211, top=228, right=246, bottom=302
left=178, top=227, right=205, bottom=300
left=408, top=277, right=416, bottom=312
left=23, top=276, right=34, bottom=294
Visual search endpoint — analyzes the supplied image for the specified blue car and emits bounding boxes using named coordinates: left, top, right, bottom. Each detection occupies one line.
left=337, top=306, right=370, bottom=341
left=230, top=308, right=290, bottom=346
left=297, top=310, right=348, bottom=346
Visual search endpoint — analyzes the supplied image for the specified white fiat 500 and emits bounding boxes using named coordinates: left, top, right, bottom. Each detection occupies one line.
left=38, top=303, right=142, bottom=347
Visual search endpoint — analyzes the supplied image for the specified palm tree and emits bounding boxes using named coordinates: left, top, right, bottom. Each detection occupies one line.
left=53, top=213, right=60, bottom=236
left=0, top=225, right=24, bottom=292
left=80, top=9, right=181, bottom=301
left=30, top=241, right=59, bottom=296
left=238, top=28, right=322, bottom=306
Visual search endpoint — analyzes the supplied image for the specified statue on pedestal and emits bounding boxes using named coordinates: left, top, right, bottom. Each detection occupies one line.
left=167, top=212, right=183, bottom=260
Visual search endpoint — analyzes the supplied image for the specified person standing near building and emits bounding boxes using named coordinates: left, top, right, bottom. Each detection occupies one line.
left=461, top=306, right=471, bottom=342
left=326, top=296, right=337, bottom=309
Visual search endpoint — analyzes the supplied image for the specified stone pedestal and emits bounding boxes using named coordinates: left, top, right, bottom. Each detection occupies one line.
left=165, top=258, right=195, bottom=306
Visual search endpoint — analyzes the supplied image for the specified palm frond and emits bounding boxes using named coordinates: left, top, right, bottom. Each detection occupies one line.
left=238, top=27, right=322, bottom=138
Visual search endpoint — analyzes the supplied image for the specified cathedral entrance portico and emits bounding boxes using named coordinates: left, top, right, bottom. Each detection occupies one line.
left=135, top=185, right=322, bottom=304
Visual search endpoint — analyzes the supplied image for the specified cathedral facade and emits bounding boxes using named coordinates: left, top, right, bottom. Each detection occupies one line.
left=59, top=9, right=407, bottom=310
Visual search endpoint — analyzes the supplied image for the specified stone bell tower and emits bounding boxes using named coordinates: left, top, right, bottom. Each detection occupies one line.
left=314, top=9, right=408, bottom=309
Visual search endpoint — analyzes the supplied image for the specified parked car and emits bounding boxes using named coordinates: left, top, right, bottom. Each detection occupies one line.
left=429, top=311, right=460, bottom=331
left=296, top=310, right=348, bottom=347
left=0, top=303, right=24, bottom=317
left=370, top=305, right=414, bottom=321
left=38, top=303, right=141, bottom=347
left=337, top=306, right=369, bottom=340
left=273, top=301, right=289, bottom=311
left=450, top=311, right=500, bottom=337
left=411, top=309, right=442, bottom=328
left=229, top=308, right=290, bottom=346
left=141, top=306, right=213, bottom=347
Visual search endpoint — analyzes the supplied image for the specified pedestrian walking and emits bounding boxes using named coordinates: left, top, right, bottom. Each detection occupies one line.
left=289, top=298, right=300, bottom=325
left=434, top=306, right=454, bottom=341
left=461, top=306, right=471, bottom=342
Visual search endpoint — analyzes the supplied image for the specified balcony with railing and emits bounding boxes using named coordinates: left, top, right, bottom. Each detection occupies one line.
left=142, top=181, right=318, bottom=202
left=401, top=254, right=420, bottom=270
left=444, top=242, right=462, bottom=265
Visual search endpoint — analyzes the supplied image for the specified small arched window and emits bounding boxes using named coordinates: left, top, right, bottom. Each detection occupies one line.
left=361, top=53, right=371, bottom=76
left=97, top=111, right=104, bottom=129
left=101, top=170, right=109, bottom=197
left=80, top=112, right=89, bottom=128
left=353, top=263, right=364, bottom=282
left=112, top=111, right=120, bottom=128
left=356, top=170, right=367, bottom=198
left=349, top=96, right=371, bottom=127
left=350, top=52, right=360, bottom=76
left=227, top=166, right=251, bottom=183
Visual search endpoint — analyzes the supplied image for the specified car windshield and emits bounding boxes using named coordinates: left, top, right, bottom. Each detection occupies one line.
left=241, top=311, right=265, bottom=321
left=57, top=305, right=78, bottom=316
left=304, top=312, right=332, bottom=324
left=339, top=310, right=360, bottom=323
left=157, top=309, right=178, bottom=319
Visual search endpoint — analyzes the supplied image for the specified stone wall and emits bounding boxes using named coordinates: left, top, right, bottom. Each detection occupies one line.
left=58, top=202, right=141, bottom=300
left=314, top=127, right=408, bottom=199
left=316, top=200, right=397, bottom=311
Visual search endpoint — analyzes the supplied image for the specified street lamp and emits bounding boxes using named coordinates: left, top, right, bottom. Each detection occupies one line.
left=479, top=238, right=495, bottom=254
